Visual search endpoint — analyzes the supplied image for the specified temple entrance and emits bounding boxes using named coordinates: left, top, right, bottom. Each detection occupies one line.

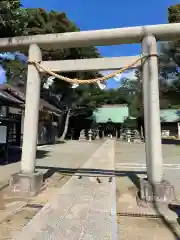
left=90, top=104, right=128, bottom=139
left=2, top=20, right=178, bottom=200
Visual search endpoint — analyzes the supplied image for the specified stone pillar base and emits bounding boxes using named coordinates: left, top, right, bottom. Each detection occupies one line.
left=9, top=172, right=43, bottom=197
left=137, top=178, right=176, bottom=207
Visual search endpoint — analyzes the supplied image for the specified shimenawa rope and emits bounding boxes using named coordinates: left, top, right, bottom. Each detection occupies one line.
left=27, top=54, right=146, bottom=84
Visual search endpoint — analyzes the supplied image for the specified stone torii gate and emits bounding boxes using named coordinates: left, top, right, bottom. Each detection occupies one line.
left=1, top=23, right=179, bottom=202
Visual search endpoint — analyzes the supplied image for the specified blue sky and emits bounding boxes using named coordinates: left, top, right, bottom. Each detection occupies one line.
left=0, top=0, right=179, bottom=87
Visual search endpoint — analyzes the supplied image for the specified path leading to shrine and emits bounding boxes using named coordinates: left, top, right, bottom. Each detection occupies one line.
left=12, top=139, right=117, bottom=240
left=1, top=139, right=180, bottom=239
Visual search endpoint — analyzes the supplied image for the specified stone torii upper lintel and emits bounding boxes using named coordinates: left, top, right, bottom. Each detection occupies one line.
left=1, top=22, right=180, bottom=51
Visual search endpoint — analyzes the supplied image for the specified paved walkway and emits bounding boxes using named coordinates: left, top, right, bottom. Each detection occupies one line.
left=0, top=141, right=102, bottom=185
left=12, top=140, right=117, bottom=240
left=115, top=141, right=180, bottom=198
left=115, top=141, right=180, bottom=240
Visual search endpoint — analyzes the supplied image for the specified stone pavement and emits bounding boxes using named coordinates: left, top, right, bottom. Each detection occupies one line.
left=115, top=141, right=180, bottom=197
left=115, top=141, right=180, bottom=240
left=0, top=141, right=105, bottom=238
left=0, top=141, right=103, bottom=186
left=12, top=140, right=117, bottom=240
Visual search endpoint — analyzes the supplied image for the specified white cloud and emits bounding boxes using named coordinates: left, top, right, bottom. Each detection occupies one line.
left=124, top=70, right=137, bottom=80
left=101, top=69, right=137, bottom=82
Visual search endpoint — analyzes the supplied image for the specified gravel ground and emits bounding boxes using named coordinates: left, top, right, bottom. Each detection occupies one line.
left=117, top=216, right=179, bottom=240
left=115, top=140, right=180, bottom=240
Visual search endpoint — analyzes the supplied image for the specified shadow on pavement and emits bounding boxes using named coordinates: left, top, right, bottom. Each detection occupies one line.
left=37, top=166, right=180, bottom=239
left=152, top=187, right=180, bottom=240
left=0, top=147, right=50, bottom=165
left=121, top=171, right=180, bottom=240
left=38, top=140, right=66, bottom=146
left=36, top=166, right=147, bottom=182
left=169, top=203, right=180, bottom=226
left=162, top=139, right=180, bottom=145
left=0, top=140, right=67, bottom=165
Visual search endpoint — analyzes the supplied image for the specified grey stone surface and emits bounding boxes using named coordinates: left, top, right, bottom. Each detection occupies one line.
left=0, top=141, right=102, bottom=184
left=115, top=141, right=180, bottom=198
left=0, top=201, right=26, bottom=223
left=139, top=178, right=176, bottom=204
left=12, top=140, right=117, bottom=240
left=79, top=130, right=86, bottom=141
left=9, top=171, right=43, bottom=197
left=115, top=141, right=180, bottom=239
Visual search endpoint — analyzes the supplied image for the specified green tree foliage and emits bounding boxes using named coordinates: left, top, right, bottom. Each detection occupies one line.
left=0, top=5, right=129, bottom=117
left=0, top=0, right=28, bottom=37
left=1, top=57, right=26, bottom=83
left=159, top=5, right=180, bottom=72
left=168, top=4, right=180, bottom=23
left=158, top=4, right=180, bottom=107
left=24, top=8, right=103, bottom=112
left=159, top=5, right=180, bottom=68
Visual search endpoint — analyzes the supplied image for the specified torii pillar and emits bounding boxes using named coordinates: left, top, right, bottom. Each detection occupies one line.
left=10, top=44, right=43, bottom=196
left=140, top=35, right=175, bottom=204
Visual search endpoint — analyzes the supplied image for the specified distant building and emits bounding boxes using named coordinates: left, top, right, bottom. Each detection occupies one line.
left=92, top=104, right=129, bottom=138
left=92, top=105, right=180, bottom=139
left=160, top=109, right=180, bottom=138
left=0, top=84, right=62, bottom=146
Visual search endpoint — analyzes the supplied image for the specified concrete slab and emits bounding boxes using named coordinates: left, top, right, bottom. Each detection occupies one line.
left=115, top=141, right=180, bottom=239
left=12, top=140, right=117, bottom=240
left=115, top=141, right=180, bottom=198
left=0, top=141, right=102, bottom=185
left=0, top=201, right=26, bottom=223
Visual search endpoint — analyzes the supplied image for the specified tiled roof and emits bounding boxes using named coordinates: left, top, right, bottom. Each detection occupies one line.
left=93, top=104, right=129, bottom=123
left=160, top=109, right=180, bottom=123
left=0, top=91, right=23, bottom=105
left=92, top=105, right=180, bottom=124
left=0, top=84, right=61, bottom=115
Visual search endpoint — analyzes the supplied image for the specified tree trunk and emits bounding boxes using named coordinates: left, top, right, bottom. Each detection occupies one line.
left=60, top=110, right=71, bottom=141
left=57, top=113, right=65, bottom=138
